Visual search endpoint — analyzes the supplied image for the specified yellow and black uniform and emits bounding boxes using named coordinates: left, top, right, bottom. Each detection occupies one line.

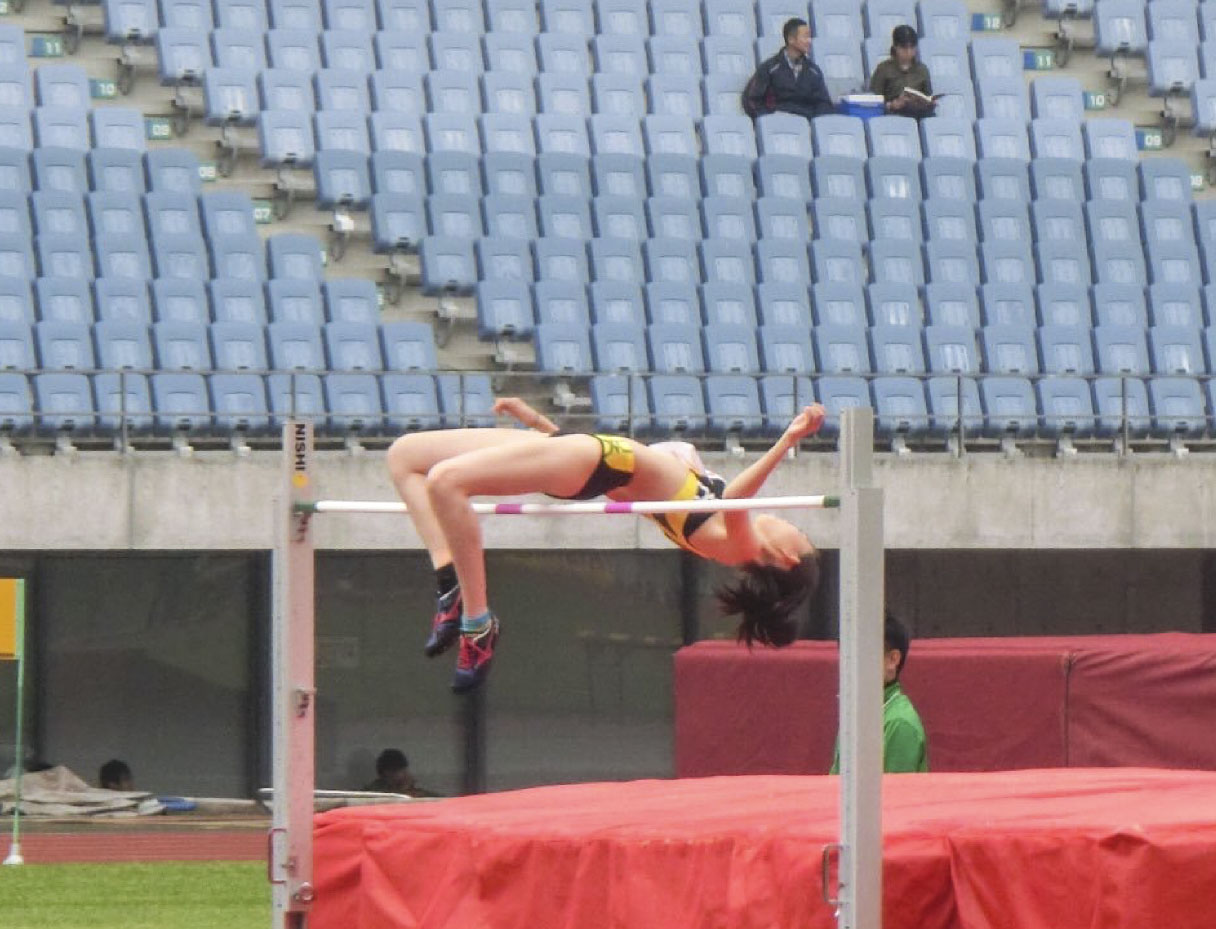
left=550, top=433, right=637, bottom=500
left=646, top=470, right=727, bottom=557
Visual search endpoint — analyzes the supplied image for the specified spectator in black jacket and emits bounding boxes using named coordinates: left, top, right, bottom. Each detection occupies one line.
left=743, top=18, right=835, bottom=121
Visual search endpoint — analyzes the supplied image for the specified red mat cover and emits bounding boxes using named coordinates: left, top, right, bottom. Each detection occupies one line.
left=313, top=768, right=1216, bottom=929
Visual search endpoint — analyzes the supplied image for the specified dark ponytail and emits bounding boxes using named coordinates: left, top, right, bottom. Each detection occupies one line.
left=716, top=552, right=821, bottom=648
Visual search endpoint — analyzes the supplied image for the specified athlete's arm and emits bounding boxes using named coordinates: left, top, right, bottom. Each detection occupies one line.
left=719, top=405, right=825, bottom=548
left=492, top=397, right=560, bottom=435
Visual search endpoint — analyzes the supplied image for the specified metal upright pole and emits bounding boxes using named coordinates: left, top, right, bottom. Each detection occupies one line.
left=3, top=579, right=26, bottom=867
left=271, top=420, right=317, bottom=929
left=834, top=407, right=884, bottom=929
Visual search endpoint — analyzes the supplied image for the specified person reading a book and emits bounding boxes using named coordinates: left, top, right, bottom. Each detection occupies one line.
left=870, top=25, right=935, bottom=116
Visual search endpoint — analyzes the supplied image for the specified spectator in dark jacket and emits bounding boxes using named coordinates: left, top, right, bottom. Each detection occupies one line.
left=743, top=18, right=835, bottom=120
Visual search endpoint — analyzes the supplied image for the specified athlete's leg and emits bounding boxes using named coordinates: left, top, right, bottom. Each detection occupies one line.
left=386, top=428, right=538, bottom=567
left=424, top=434, right=602, bottom=617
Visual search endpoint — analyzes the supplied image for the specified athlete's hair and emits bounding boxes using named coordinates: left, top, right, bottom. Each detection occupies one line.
left=718, top=552, right=821, bottom=648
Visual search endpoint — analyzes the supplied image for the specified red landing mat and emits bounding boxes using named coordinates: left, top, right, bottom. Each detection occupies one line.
left=313, top=768, right=1216, bottom=929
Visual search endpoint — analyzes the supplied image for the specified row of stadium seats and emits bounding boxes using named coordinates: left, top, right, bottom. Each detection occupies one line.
left=106, top=0, right=972, bottom=42
left=0, top=146, right=203, bottom=194
left=3, top=370, right=1214, bottom=440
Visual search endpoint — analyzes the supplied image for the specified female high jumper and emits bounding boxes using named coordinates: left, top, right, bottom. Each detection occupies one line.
left=387, top=397, right=827, bottom=692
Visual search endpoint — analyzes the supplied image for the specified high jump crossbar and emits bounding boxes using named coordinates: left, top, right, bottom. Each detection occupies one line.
left=271, top=411, right=883, bottom=929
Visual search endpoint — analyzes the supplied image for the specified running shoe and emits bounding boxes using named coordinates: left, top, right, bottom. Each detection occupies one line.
left=451, top=614, right=500, bottom=694
left=424, top=585, right=462, bottom=657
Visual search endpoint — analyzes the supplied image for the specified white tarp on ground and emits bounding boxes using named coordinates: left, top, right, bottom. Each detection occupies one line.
left=0, top=766, right=163, bottom=817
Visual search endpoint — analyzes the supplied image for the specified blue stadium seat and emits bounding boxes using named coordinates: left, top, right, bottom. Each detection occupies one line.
left=648, top=322, right=705, bottom=374
left=381, top=373, right=441, bottom=432
left=867, top=116, right=922, bottom=160
left=144, top=149, right=200, bottom=193
left=979, top=376, right=1037, bottom=437
left=372, top=321, right=434, bottom=372
left=0, top=232, right=33, bottom=279
left=152, top=278, right=209, bottom=323
left=646, top=74, right=703, bottom=121
left=151, top=234, right=208, bottom=280
left=1036, top=377, right=1095, bottom=438
left=0, top=108, right=31, bottom=152
left=314, top=150, right=372, bottom=210
left=265, top=321, right=324, bottom=370
left=537, top=0, right=590, bottom=32
left=533, top=321, right=593, bottom=375
left=1094, top=324, right=1150, bottom=374
left=259, top=111, right=316, bottom=167
left=1035, top=240, right=1093, bottom=286
left=1038, top=324, right=1095, bottom=375
left=756, top=196, right=810, bottom=240
left=814, top=324, right=870, bottom=374
left=588, top=237, right=643, bottom=283
left=209, top=234, right=265, bottom=282
left=94, top=371, right=152, bottom=434
left=534, top=153, right=589, bottom=197
left=871, top=239, right=926, bottom=285
left=866, top=156, right=922, bottom=201
left=376, top=0, right=430, bottom=30
left=919, top=118, right=976, bottom=161
left=703, top=323, right=759, bottom=374
left=534, top=115, right=590, bottom=158
left=1084, top=157, right=1139, bottom=201
left=644, top=238, right=698, bottom=284
left=974, top=119, right=1028, bottom=163
left=755, top=154, right=812, bottom=204
left=373, top=31, right=429, bottom=71
left=1031, top=75, right=1084, bottom=120
left=267, top=234, right=324, bottom=282
left=34, top=64, right=87, bottom=108
left=1036, top=283, right=1092, bottom=327
left=482, top=73, right=536, bottom=117
left=266, top=371, right=325, bottom=426
left=755, top=238, right=810, bottom=285
left=871, top=325, right=926, bottom=375
left=0, top=147, right=28, bottom=195
left=588, top=280, right=645, bottom=325
left=1147, top=283, right=1203, bottom=328
left=590, top=34, right=645, bottom=75
left=153, top=320, right=212, bottom=370
left=756, top=113, right=812, bottom=158
left=1031, top=199, right=1085, bottom=245
left=701, top=282, right=757, bottom=327
left=426, top=192, right=484, bottom=237
left=1148, top=0, right=1198, bottom=42
left=34, top=106, right=90, bottom=151
left=873, top=376, right=929, bottom=438
left=532, top=280, right=589, bottom=327
left=970, top=36, right=1022, bottom=80
left=926, top=374, right=982, bottom=437
left=425, top=69, right=480, bottom=116
left=270, top=0, right=320, bottom=28
left=1149, top=377, right=1207, bottom=436
left=702, top=241, right=760, bottom=286
left=267, top=280, right=323, bottom=324
left=758, top=374, right=814, bottom=435
left=1083, top=119, right=1138, bottom=161
left=981, top=240, right=1036, bottom=286
left=315, top=69, right=371, bottom=113
left=1139, top=158, right=1193, bottom=202
left=209, top=279, right=267, bottom=324
left=35, top=278, right=92, bottom=323
left=648, top=374, right=706, bottom=432
left=866, top=282, right=921, bottom=327
left=974, top=158, right=1029, bottom=204
left=369, top=70, right=424, bottom=113
left=591, top=321, right=648, bottom=372
left=149, top=372, right=210, bottom=433
left=322, top=30, right=375, bottom=72
left=816, top=376, right=871, bottom=438
left=210, top=372, right=270, bottom=432
left=812, top=36, right=865, bottom=97
left=1147, top=242, right=1201, bottom=285
left=919, top=157, right=975, bottom=205
left=1090, top=283, right=1145, bottom=327
left=642, top=154, right=696, bottom=200
left=31, top=190, right=86, bottom=239
left=1085, top=199, right=1138, bottom=248
left=483, top=194, right=538, bottom=240
left=322, top=373, right=383, bottom=434
left=157, top=28, right=211, bottom=86
left=754, top=283, right=810, bottom=328
left=704, top=374, right=763, bottom=434
left=36, top=235, right=94, bottom=280
left=537, top=194, right=592, bottom=239
left=434, top=371, right=493, bottom=427
left=699, top=153, right=754, bottom=201
left=32, top=372, right=94, bottom=433
left=0, top=191, right=31, bottom=239
left=94, top=278, right=150, bottom=323
left=922, top=198, right=977, bottom=243
left=482, top=151, right=536, bottom=199
left=917, top=0, right=970, bottom=37
left=1149, top=325, right=1206, bottom=374
left=88, top=148, right=145, bottom=195
left=322, top=279, right=379, bottom=324
left=923, top=282, right=978, bottom=327
left=0, top=278, right=31, bottom=324
left=642, top=116, right=698, bottom=158
left=589, top=373, right=651, bottom=434
left=593, top=195, right=646, bottom=241
left=324, top=321, right=385, bottom=371
left=325, top=0, right=376, bottom=29
left=424, top=151, right=480, bottom=197
left=370, top=194, right=425, bottom=251
left=865, top=0, right=915, bottom=37
left=925, top=324, right=979, bottom=373
left=811, top=238, right=865, bottom=285
left=266, top=28, right=320, bottom=72
left=432, top=0, right=485, bottom=32
left=210, top=321, right=268, bottom=370
left=534, top=73, right=588, bottom=117
left=419, top=236, right=476, bottom=295
left=1146, top=39, right=1199, bottom=99
left=533, top=236, right=589, bottom=282
left=1030, top=117, right=1084, bottom=161
left=474, top=233, right=532, bottom=280
left=868, top=198, right=922, bottom=243
left=975, top=74, right=1030, bottom=122
left=104, top=0, right=158, bottom=42
left=211, top=27, right=267, bottom=70
left=1027, top=158, right=1083, bottom=203
left=699, top=115, right=757, bottom=160
left=810, top=199, right=866, bottom=244
left=645, top=282, right=699, bottom=325
left=316, top=110, right=372, bottom=154
left=1092, top=376, right=1150, bottom=437
left=811, top=116, right=866, bottom=160
left=589, top=74, right=643, bottom=118
left=259, top=69, right=316, bottom=113
left=1191, top=79, right=1216, bottom=138
left=0, top=321, right=34, bottom=369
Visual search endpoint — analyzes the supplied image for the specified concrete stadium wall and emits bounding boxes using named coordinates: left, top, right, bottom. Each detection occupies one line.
left=3, top=450, right=1216, bottom=550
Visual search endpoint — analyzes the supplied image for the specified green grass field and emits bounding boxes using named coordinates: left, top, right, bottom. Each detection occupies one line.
left=0, top=861, right=269, bottom=929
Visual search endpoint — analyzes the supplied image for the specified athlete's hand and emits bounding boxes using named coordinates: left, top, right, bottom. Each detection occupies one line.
left=784, top=404, right=826, bottom=442
left=492, top=397, right=534, bottom=422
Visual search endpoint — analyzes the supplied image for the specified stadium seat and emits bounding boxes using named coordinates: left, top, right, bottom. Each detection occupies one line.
left=648, top=374, right=706, bottom=432
left=533, top=321, right=593, bottom=375
left=867, top=156, right=922, bottom=200
left=259, top=110, right=316, bottom=168
left=919, top=118, right=976, bottom=161
left=380, top=373, right=441, bottom=432
left=1031, top=76, right=1085, bottom=120
left=1035, top=240, right=1093, bottom=286
left=267, top=280, right=323, bottom=325
left=816, top=376, right=872, bottom=438
left=1091, top=283, right=1145, bottom=328
left=703, top=323, right=760, bottom=374
left=1085, top=157, right=1139, bottom=201
left=593, top=195, right=646, bottom=241
left=533, top=236, right=589, bottom=282
left=370, top=193, right=425, bottom=252
left=314, top=150, right=372, bottom=210
left=435, top=371, right=494, bottom=428
left=419, top=236, right=476, bottom=295
left=701, top=153, right=756, bottom=199
left=645, top=282, right=700, bottom=325
left=157, top=28, right=211, bottom=86
left=1094, top=324, right=1151, bottom=374
left=648, top=322, right=706, bottom=374
left=591, top=321, right=648, bottom=372
left=863, top=282, right=918, bottom=327
left=1039, top=324, right=1096, bottom=375
left=758, top=373, right=815, bottom=435
left=1149, top=377, right=1207, bottom=436
left=922, top=198, right=977, bottom=243
left=482, top=152, right=536, bottom=198
left=209, top=279, right=267, bottom=325
left=588, top=236, right=643, bottom=283
left=426, top=192, right=484, bottom=237
left=1036, top=283, right=1093, bottom=327
left=323, top=321, right=385, bottom=371
left=1083, top=119, right=1138, bottom=161
left=209, top=321, right=268, bottom=371
left=323, top=278, right=380, bottom=324
left=0, top=278, right=31, bottom=324
left=145, top=149, right=201, bottom=193
left=533, top=280, right=589, bottom=327
left=814, top=324, right=870, bottom=374
left=643, top=154, right=698, bottom=200
left=88, top=148, right=145, bottom=195
left=35, top=278, right=92, bottom=324
left=589, top=280, right=645, bottom=325
left=926, top=374, right=982, bottom=437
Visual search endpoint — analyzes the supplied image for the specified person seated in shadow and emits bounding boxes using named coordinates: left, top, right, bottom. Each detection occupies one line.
left=99, top=758, right=133, bottom=791
left=870, top=25, right=935, bottom=117
left=362, top=749, right=440, bottom=797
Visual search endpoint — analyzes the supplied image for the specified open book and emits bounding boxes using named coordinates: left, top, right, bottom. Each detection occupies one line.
left=899, top=87, right=947, bottom=105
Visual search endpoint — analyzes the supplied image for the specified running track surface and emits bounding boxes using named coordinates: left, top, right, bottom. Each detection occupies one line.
left=15, top=830, right=265, bottom=863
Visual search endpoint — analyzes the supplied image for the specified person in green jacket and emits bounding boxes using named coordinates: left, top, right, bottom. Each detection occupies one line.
left=830, top=612, right=928, bottom=774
